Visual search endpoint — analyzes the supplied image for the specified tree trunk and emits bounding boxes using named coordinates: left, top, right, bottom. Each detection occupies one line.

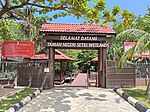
left=146, top=78, right=150, bottom=95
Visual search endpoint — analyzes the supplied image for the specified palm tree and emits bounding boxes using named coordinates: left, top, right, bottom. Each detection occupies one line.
left=116, top=9, right=150, bottom=94
left=116, top=29, right=150, bottom=95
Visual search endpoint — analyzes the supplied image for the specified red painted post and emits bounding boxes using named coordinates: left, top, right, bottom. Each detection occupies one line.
left=95, top=74, right=98, bottom=87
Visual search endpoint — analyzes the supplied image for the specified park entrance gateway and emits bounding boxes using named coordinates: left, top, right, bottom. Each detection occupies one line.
left=40, top=23, right=116, bottom=89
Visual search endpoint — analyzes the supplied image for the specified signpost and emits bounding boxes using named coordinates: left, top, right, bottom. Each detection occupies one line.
left=44, top=35, right=112, bottom=41
left=2, top=41, right=34, bottom=58
left=47, top=42, right=109, bottom=48
left=124, top=42, right=150, bottom=57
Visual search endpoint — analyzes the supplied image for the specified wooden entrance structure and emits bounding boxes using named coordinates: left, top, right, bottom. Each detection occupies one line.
left=40, top=23, right=116, bottom=89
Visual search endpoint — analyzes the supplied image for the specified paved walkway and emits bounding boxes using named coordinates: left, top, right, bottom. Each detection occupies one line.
left=18, top=87, right=138, bottom=112
left=0, top=86, right=21, bottom=99
left=71, top=73, right=88, bottom=86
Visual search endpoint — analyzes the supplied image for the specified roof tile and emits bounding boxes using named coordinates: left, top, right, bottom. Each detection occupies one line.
left=40, top=23, right=116, bottom=34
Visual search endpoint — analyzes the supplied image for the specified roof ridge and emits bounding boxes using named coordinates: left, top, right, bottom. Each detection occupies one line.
left=43, top=23, right=106, bottom=27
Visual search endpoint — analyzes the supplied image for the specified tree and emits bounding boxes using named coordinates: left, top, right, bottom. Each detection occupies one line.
left=0, top=19, right=24, bottom=40
left=77, top=50, right=98, bottom=72
left=60, top=49, right=98, bottom=73
left=0, top=0, right=93, bottom=21
left=116, top=11, right=150, bottom=94
left=0, top=0, right=135, bottom=27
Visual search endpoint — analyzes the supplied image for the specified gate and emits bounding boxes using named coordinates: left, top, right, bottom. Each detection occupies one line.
left=106, top=60, right=136, bottom=88
left=17, top=61, right=48, bottom=88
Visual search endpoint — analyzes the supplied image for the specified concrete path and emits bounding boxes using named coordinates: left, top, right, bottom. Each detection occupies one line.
left=0, top=87, right=20, bottom=99
left=71, top=73, right=88, bottom=86
left=18, top=87, right=139, bottom=112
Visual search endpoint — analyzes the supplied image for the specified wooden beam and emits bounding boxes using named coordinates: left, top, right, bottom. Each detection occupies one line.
left=102, top=48, right=107, bottom=88
left=97, top=47, right=107, bottom=88
left=98, top=48, right=103, bottom=87
left=48, top=47, right=55, bottom=88
left=42, top=32, right=115, bottom=37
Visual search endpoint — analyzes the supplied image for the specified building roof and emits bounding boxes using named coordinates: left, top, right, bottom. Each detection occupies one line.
left=40, top=23, right=116, bottom=34
left=31, top=49, right=74, bottom=61
left=55, top=49, right=75, bottom=61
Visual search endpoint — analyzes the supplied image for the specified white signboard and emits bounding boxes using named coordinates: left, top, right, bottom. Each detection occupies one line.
left=47, top=42, right=109, bottom=48
left=44, top=68, right=49, bottom=73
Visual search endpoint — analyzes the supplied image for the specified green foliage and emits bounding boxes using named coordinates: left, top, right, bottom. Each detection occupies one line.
left=116, top=9, right=150, bottom=94
left=135, top=13, right=150, bottom=33
left=0, top=20, right=24, bottom=40
left=107, top=39, right=124, bottom=61
left=116, top=29, right=150, bottom=70
left=112, top=6, right=121, bottom=16
left=111, top=8, right=150, bottom=64
left=0, top=0, right=135, bottom=28
left=58, top=49, right=97, bottom=73
left=0, top=88, right=36, bottom=112
left=94, top=0, right=106, bottom=11
left=77, top=50, right=97, bottom=71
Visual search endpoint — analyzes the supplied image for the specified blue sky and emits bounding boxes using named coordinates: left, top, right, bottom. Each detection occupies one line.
left=50, top=0, right=150, bottom=24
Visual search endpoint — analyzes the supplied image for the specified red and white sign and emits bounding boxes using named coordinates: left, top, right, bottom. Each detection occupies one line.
left=124, top=42, right=150, bottom=57
left=2, top=41, right=34, bottom=58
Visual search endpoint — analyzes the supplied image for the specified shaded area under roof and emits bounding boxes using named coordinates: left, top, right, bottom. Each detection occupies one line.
left=1, top=58, right=23, bottom=62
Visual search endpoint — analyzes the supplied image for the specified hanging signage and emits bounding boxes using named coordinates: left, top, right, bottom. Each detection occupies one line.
left=60, top=36, right=98, bottom=41
left=44, top=35, right=112, bottom=41
left=2, top=41, right=34, bottom=58
left=124, top=42, right=150, bottom=57
left=47, top=42, right=109, bottom=48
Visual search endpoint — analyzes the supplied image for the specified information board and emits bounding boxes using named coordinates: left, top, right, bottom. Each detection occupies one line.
left=2, top=41, right=34, bottom=58
left=124, top=42, right=150, bottom=57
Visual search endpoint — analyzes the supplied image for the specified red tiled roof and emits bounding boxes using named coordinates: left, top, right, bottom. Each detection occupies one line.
left=40, top=23, right=116, bottom=34
left=55, top=54, right=74, bottom=61
left=31, top=49, right=74, bottom=61
left=31, top=54, right=48, bottom=59
left=55, top=49, right=75, bottom=61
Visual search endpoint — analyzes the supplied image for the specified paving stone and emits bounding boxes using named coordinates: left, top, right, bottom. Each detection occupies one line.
left=18, top=87, right=139, bottom=112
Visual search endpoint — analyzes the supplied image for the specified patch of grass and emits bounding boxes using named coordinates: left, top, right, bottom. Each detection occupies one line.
left=0, top=88, right=36, bottom=112
left=123, top=86, right=150, bottom=108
